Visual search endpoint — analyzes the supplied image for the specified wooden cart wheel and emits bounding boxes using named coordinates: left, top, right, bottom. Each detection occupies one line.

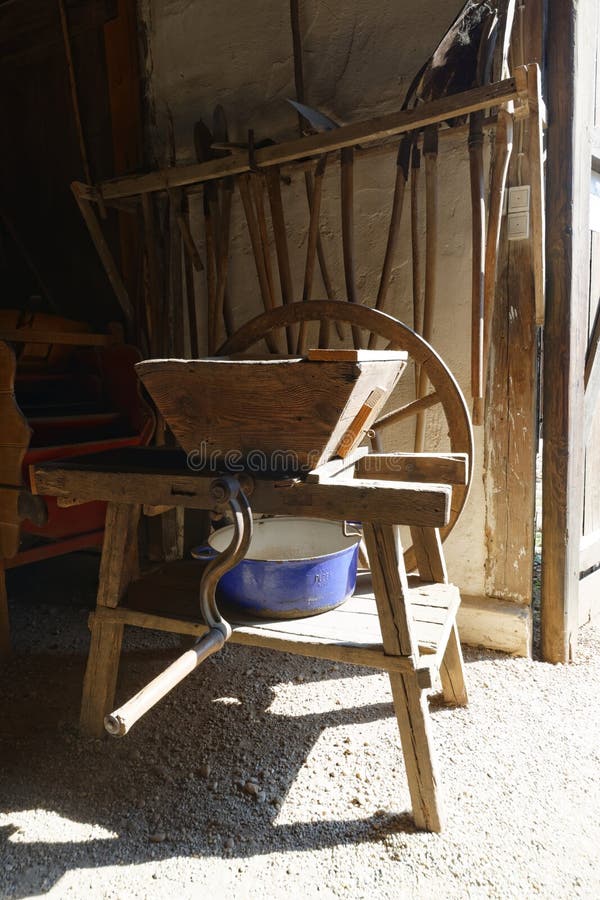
left=218, top=300, right=473, bottom=572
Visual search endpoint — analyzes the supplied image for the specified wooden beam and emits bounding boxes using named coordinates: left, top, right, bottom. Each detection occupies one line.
left=32, top=464, right=452, bottom=528
left=0, top=329, right=115, bottom=347
left=541, top=0, right=592, bottom=662
left=72, top=185, right=135, bottom=324
left=356, top=453, right=469, bottom=485
left=484, top=0, right=541, bottom=626
left=86, top=76, right=526, bottom=201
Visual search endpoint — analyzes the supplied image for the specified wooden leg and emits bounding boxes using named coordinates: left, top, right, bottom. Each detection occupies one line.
left=97, top=503, right=141, bottom=608
left=389, top=671, right=444, bottom=832
left=0, top=562, right=10, bottom=660
left=364, top=522, right=444, bottom=831
left=80, top=502, right=140, bottom=736
left=80, top=616, right=124, bottom=737
left=439, top=623, right=468, bottom=707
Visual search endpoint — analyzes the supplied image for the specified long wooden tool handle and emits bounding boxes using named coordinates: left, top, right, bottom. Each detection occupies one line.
left=105, top=629, right=225, bottom=737
left=368, top=137, right=412, bottom=349
left=298, top=155, right=328, bottom=354
left=181, top=195, right=200, bottom=357
left=474, top=109, right=513, bottom=426
left=411, top=145, right=423, bottom=335
left=213, top=186, right=233, bottom=349
left=266, top=168, right=296, bottom=353
left=203, top=189, right=218, bottom=354
left=469, top=111, right=486, bottom=418
left=527, top=64, right=545, bottom=326
left=289, top=0, right=342, bottom=346
left=251, top=175, right=277, bottom=310
left=411, top=144, right=423, bottom=394
left=415, top=125, right=439, bottom=451
left=238, top=174, right=281, bottom=354
left=341, top=146, right=362, bottom=349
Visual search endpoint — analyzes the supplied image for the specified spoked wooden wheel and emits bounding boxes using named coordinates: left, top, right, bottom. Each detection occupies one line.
left=219, top=300, right=473, bottom=572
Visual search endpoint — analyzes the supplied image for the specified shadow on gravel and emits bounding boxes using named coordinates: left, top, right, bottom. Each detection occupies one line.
left=0, top=636, right=423, bottom=898
left=0, top=554, right=509, bottom=898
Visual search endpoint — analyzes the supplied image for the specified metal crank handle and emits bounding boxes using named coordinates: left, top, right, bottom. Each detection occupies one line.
left=104, top=629, right=225, bottom=737
left=104, top=475, right=253, bottom=737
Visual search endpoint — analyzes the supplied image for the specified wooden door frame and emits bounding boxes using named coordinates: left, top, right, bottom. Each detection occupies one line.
left=541, top=0, right=596, bottom=662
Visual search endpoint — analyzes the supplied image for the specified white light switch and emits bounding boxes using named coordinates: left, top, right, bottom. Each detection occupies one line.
left=508, top=210, right=530, bottom=241
left=508, top=185, right=531, bottom=212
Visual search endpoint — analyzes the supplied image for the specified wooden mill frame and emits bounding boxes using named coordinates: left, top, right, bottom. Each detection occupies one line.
left=12, top=0, right=594, bottom=663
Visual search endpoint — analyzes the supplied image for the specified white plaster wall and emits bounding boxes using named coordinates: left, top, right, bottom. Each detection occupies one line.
left=140, top=0, right=488, bottom=597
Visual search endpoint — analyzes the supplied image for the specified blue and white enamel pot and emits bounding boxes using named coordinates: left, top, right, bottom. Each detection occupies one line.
left=192, top=516, right=360, bottom=619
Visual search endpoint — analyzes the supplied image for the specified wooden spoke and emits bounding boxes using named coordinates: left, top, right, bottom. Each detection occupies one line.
left=375, top=392, right=440, bottom=429
left=219, top=300, right=473, bottom=571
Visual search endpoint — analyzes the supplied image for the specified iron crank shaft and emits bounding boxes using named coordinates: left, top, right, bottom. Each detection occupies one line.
left=104, top=476, right=253, bottom=737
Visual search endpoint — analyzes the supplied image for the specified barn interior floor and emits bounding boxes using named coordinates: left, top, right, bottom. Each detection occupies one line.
left=1, top=553, right=598, bottom=899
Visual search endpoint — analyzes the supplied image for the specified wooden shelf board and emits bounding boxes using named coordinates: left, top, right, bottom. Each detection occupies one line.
left=98, top=561, right=460, bottom=678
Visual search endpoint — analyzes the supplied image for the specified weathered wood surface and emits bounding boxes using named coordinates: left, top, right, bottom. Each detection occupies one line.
left=306, top=348, right=408, bottom=363
left=484, top=0, right=539, bottom=642
left=99, top=564, right=460, bottom=681
left=542, top=0, right=593, bottom=662
left=0, top=342, right=32, bottom=560
left=0, top=328, right=115, bottom=347
left=363, top=522, right=447, bottom=832
left=136, top=356, right=405, bottom=471
left=81, top=75, right=525, bottom=201
left=33, top=461, right=453, bottom=529
left=80, top=499, right=141, bottom=736
left=439, top=623, right=468, bottom=706
left=356, top=453, right=469, bottom=485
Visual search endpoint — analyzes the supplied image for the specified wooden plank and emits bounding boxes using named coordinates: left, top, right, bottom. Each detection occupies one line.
left=307, top=349, right=408, bottom=362
left=356, top=453, right=469, bottom=485
left=92, top=606, right=431, bottom=681
left=33, top=464, right=453, bottom=528
left=0, top=329, right=115, bottom=347
left=542, top=0, right=593, bottom=662
left=485, top=0, right=540, bottom=621
left=90, top=76, right=525, bottom=200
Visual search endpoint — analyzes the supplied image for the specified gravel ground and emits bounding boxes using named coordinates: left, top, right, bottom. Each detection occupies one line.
left=1, top=553, right=599, bottom=900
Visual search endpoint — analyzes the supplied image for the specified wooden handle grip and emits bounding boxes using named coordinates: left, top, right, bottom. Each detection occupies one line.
left=104, top=629, right=225, bottom=737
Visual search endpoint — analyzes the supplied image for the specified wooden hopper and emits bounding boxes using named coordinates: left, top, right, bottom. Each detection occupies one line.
left=136, top=349, right=408, bottom=475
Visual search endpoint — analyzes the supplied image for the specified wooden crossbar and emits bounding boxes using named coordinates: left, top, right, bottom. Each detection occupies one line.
left=76, top=73, right=527, bottom=202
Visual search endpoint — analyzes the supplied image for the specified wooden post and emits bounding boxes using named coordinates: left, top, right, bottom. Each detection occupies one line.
left=484, top=1, right=542, bottom=658
left=80, top=502, right=140, bottom=736
left=541, top=0, right=592, bottom=662
left=363, top=522, right=444, bottom=832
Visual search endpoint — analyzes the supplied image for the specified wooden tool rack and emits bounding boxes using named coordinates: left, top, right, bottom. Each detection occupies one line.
left=33, top=443, right=469, bottom=833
